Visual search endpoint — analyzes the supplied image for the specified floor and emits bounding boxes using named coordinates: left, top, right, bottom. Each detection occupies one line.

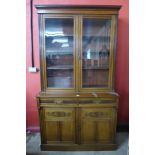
left=26, top=132, right=128, bottom=155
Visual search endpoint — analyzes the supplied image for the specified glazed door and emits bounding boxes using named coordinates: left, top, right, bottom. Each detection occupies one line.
left=41, top=15, right=78, bottom=92
left=42, top=107, right=76, bottom=144
left=78, top=16, right=117, bottom=92
left=80, top=107, right=115, bottom=144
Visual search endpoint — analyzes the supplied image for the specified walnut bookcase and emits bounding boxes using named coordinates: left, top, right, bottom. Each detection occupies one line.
left=36, top=5, right=121, bottom=151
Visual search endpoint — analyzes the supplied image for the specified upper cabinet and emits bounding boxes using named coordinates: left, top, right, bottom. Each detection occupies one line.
left=36, top=5, right=120, bottom=92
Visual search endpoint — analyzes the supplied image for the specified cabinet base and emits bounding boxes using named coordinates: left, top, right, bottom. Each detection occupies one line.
left=40, top=144, right=117, bottom=151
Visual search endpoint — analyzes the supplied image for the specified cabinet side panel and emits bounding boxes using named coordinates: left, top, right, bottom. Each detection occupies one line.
left=112, top=15, right=118, bottom=90
left=39, top=14, right=46, bottom=91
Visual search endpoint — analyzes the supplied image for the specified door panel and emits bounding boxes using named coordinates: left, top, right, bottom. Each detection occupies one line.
left=82, top=18, right=111, bottom=88
left=80, top=107, right=115, bottom=144
left=81, top=121, right=96, bottom=144
left=78, top=16, right=116, bottom=92
left=43, top=108, right=76, bottom=144
left=43, top=16, right=77, bottom=91
left=97, top=120, right=112, bottom=142
left=61, top=121, right=75, bottom=142
left=45, top=121, right=59, bottom=142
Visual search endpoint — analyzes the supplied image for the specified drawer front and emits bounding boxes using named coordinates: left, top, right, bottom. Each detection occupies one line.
left=81, top=108, right=113, bottom=120
left=39, top=98, right=78, bottom=104
left=78, top=99, right=116, bottom=104
left=45, top=108, right=74, bottom=121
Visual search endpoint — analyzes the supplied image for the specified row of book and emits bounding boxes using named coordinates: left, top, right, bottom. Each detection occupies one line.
left=83, top=24, right=111, bottom=37
left=46, top=55, right=73, bottom=66
left=47, top=70, right=73, bottom=88
left=47, top=76, right=73, bottom=88
left=83, top=39, right=110, bottom=54
left=82, top=70, right=109, bottom=87
left=47, top=69, right=73, bottom=77
left=83, top=58, right=109, bottom=67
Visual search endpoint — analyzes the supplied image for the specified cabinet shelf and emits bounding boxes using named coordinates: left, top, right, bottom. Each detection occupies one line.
left=46, top=51, right=73, bottom=55
left=83, top=84, right=108, bottom=88
left=83, top=35, right=110, bottom=38
left=46, top=47, right=73, bottom=54
left=45, top=35, right=74, bottom=37
left=83, top=67, right=109, bottom=70
left=83, top=64, right=109, bottom=70
left=47, top=65, right=73, bottom=70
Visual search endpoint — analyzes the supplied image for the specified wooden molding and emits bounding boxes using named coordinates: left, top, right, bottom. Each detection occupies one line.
left=35, top=5, right=121, bottom=10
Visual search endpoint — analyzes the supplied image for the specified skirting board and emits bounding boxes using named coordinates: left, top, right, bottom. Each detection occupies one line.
left=26, top=123, right=129, bottom=133
left=40, top=144, right=117, bottom=151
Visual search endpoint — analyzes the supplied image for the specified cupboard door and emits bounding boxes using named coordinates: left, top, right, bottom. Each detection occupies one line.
left=42, top=16, right=77, bottom=90
left=80, top=107, right=115, bottom=144
left=42, top=107, right=76, bottom=144
left=79, top=16, right=116, bottom=91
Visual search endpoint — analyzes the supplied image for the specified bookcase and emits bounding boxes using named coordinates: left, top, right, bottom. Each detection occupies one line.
left=36, top=5, right=121, bottom=151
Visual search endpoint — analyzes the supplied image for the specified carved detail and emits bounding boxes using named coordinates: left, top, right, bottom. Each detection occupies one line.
left=86, top=111, right=109, bottom=117
left=47, top=111, right=71, bottom=117
left=63, top=100, right=77, bottom=103
left=78, top=100, right=114, bottom=104
left=40, top=99, right=77, bottom=104
left=93, top=100, right=102, bottom=104
left=55, top=99, right=63, bottom=104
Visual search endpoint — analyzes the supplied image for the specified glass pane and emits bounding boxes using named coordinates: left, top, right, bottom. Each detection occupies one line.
left=45, top=18, right=74, bottom=88
left=82, top=18, right=111, bottom=88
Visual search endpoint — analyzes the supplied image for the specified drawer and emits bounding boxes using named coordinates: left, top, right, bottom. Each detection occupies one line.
left=39, top=98, right=78, bottom=104
left=81, top=108, right=114, bottom=120
left=44, top=108, right=75, bottom=121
